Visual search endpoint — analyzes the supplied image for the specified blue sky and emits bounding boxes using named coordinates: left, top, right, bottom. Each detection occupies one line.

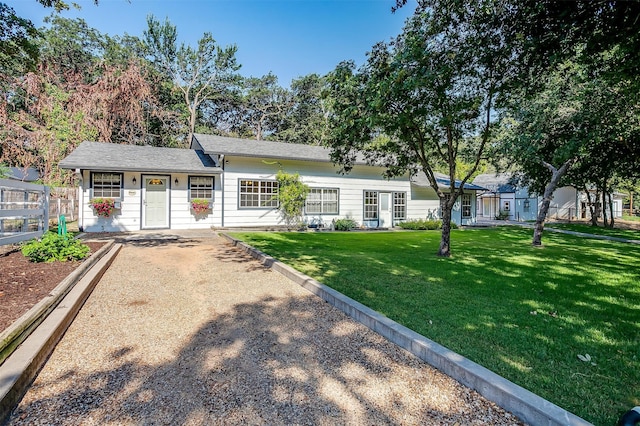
left=8, top=0, right=415, bottom=86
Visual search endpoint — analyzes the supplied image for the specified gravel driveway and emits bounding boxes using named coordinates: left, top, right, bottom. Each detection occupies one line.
left=8, top=232, right=521, bottom=425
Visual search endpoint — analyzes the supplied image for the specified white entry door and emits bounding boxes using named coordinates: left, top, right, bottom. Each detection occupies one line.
left=379, top=192, right=392, bottom=228
left=143, top=177, right=168, bottom=228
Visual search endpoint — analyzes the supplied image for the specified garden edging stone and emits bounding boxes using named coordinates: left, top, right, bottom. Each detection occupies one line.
left=0, top=243, right=122, bottom=425
left=0, top=241, right=116, bottom=364
left=221, top=232, right=592, bottom=426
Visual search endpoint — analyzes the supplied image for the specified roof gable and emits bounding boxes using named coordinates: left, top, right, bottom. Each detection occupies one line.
left=59, top=142, right=222, bottom=174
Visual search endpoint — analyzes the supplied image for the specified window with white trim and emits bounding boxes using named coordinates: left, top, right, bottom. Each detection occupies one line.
left=189, top=176, right=214, bottom=200
left=239, top=179, right=278, bottom=208
left=305, top=188, right=339, bottom=214
left=364, top=191, right=378, bottom=220
left=92, top=173, right=122, bottom=198
left=393, top=192, right=407, bottom=220
left=462, top=193, right=472, bottom=218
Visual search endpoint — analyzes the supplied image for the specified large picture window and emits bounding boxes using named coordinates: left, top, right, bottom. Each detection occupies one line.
left=92, top=173, right=122, bottom=198
left=393, top=192, right=407, bottom=220
left=239, top=179, right=278, bottom=208
left=305, top=188, right=339, bottom=214
left=189, top=176, right=214, bottom=200
left=461, top=193, right=472, bottom=218
left=364, top=191, right=378, bottom=220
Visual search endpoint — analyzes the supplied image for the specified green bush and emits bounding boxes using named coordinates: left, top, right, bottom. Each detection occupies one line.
left=397, top=219, right=457, bottom=230
left=495, top=210, right=510, bottom=220
left=334, top=218, right=358, bottom=231
left=21, top=232, right=90, bottom=263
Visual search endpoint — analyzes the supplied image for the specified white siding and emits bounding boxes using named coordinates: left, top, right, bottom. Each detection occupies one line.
left=78, top=170, right=221, bottom=232
left=222, top=157, right=441, bottom=228
left=547, top=186, right=578, bottom=219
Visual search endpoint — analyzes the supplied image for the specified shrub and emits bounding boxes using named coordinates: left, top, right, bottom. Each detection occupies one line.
left=495, top=210, right=510, bottom=220
left=397, top=219, right=457, bottom=230
left=21, top=232, right=90, bottom=263
left=275, top=170, right=310, bottom=226
left=334, top=218, right=358, bottom=231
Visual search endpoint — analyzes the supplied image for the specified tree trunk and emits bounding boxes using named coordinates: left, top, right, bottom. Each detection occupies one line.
left=438, top=195, right=452, bottom=257
left=532, top=159, right=575, bottom=246
left=583, top=187, right=598, bottom=226
left=607, top=191, right=615, bottom=228
left=601, top=189, right=609, bottom=228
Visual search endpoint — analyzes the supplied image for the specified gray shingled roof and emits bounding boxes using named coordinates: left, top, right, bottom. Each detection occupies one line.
left=59, top=142, right=222, bottom=174
left=472, top=173, right=516, bottom=193
left=412, top=172, right=487, bottom=191
left=193, top=133, right=366, bottom=164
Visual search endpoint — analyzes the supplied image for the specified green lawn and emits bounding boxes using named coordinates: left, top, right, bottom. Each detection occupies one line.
left=230, top=228, right=640, bottom=426
left=546, top=222, right=640, bottom=240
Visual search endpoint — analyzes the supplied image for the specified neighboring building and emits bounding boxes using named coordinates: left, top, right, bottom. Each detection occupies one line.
left=59, top=134, right=484, bottom=232
left=4, top=167, right=40, bottom=182
left=472, top=173, right=623, bottom=221
left=473, top=173, right=539, bottom=221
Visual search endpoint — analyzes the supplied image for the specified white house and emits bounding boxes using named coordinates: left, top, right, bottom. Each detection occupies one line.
left=59, top=134, right=484, bottom=232
left=472, top=173, right=624, bottom=221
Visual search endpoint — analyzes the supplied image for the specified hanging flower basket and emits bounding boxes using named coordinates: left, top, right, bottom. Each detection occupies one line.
left=191, top=198, right=211, bottom=215
left=89, top=197, right=115, bottom=218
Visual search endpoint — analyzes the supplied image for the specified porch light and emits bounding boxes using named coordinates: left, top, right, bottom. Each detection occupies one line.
left=132, top=177, right=137, bottom=184
left=174, top=178, right=179, bottom=185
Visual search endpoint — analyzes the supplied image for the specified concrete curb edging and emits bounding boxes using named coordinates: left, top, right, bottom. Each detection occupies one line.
left=221, top=233, right=592, bottom=426
left=0, top=243, right=122, bottom=424
left=0, top=241, right=116, bottom=364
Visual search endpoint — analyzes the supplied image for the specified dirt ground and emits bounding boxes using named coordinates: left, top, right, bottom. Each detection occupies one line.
left=0, top=241, right=104, bottom=331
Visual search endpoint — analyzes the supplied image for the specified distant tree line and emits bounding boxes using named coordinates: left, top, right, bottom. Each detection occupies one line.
left=0, top=2, right=329, bottom=185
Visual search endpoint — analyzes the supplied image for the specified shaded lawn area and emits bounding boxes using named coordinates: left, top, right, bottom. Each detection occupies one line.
left=545, top=222, right=640, bottom=240
left=230, top=228, right=640, bottom=426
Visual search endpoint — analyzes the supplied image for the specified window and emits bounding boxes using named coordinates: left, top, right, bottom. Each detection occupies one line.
left=462, top=194, right=472, bottom=218
left=393, top=192, right=407, bottom=220
left=92, top=173, right=122, bottom=198
left=189, top=176, right=214, bottom=200
left=364, top=191, right=378, bottom=220
left=305, top=188, right=339, bottom=214
left=239, top=179, right=278, bottom=208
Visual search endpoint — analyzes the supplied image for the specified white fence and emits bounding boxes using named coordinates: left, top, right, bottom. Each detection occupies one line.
left=0, top=179, right=50, bottom=246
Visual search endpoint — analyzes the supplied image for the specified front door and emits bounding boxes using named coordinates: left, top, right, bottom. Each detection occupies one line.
left=379, top=192, right=392, bottom=228
left=143, top=177, right=168, bottom=228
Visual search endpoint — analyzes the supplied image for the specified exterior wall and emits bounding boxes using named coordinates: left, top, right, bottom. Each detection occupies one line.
left=449, top=191, right=478, bottom=226
left=547, top=186, right=578, bottom=220
left=221, top=156, right=442, bottom=228
left=78, top=170, right=221, bottom=232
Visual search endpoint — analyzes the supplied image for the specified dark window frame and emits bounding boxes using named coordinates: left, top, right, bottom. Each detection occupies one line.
left=461, top=193, right=472, bottom=218
left=305, top=187, right=340, bottom=215
left=91, top=172, right=123, bottom=199
left=393, top=192, right=407, bottom=220
left=238, top=179, right=279, bottom=209
left=189, top=176, right=215, bottom=200
left=363, top=190, right=379, bottom=220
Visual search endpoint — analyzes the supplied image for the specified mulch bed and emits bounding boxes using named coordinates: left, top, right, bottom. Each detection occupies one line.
left=0, top=242, right=105, bottom=332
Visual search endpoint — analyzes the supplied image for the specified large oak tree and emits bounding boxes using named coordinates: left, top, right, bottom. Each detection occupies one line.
left=326, top=2, right=510, bottom=257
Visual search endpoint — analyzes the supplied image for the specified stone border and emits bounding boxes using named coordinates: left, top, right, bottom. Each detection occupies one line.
left=0, top=243, right=122, bottom=424
left=221, top=233, right=592, bottom=426
left=0, top=241, right=115, bottom=364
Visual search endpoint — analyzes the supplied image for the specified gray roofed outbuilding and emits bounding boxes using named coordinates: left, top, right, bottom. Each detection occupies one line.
left=59, top=142, right=222, bottom=174
left=412, top=172, right=487, bottom=191
left=472, top=173, right=517, bottom=193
